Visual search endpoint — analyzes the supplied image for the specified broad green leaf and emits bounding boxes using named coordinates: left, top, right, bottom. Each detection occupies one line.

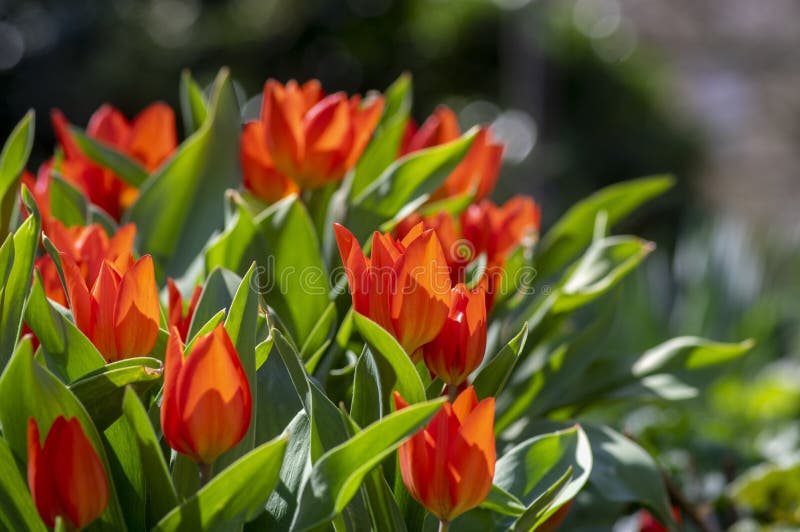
left=0, top=338, right=127, bottom=530
left=632, top=336, right=755, bottom=376
left=350, top=73, right=412, bottom=199
left=121, top=388, right=179, bottom=527
left=69, top=357, right=163, bottom=430
left=292, top=397, right=445, bottom=530
left=580, top=424, right=676, bottom=531
left=24, top=272, right=66, bottom=353
left=254, top=196, right=331, bottom=354
left=480, top=485, right=526, bottom=517
left=0, top=188, right=40, bottom=371
left=48, top=174, right=90, bottom=226
left=347, top=130, right=477, bottom=242
left=0, top=111, right=34, bottom=237
left=536, top=175, right=673, bottom=277
left=254, top=342, right=303, bottom=446
left=179, top=69, right=209, bottom=136
left=68, top=126, right=149, bottom=186
left=352, top=313, right=426, bottom=405
left=300, top=302, right=336, bottom=360
left=473, top=323, right=528, bottom=400
left=126, top=68, right=241, bottom=282
left=259, top=410, right=312, bottom=531
left=0, top=436, right=46, bottom=532
left=205, top=194, right=267, bottom=281
left=351, top=346, right=384, bottom=427
left=272, top=329, right=350, bottom=462
left=103, top=417, right=146, bottom=531
left=154, top=434, right=289, bottom=532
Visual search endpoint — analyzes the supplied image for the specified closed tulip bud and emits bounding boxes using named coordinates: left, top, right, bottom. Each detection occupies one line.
left=394, top=387, right=496, bottom=524
left=423, top=283, right=487, bottom=386
left=27, top=416, right=108, bottom=530
left=241, top=79, right=384, bottom=201
left=63, top=254, right=160, bottom=362
left=161, top=324, right=252, bottom=465
left=167, top=278, right=202, bottom=343
left=401, top=105, right=503, bottom=202
left=334, top=223, right=451, bottom=360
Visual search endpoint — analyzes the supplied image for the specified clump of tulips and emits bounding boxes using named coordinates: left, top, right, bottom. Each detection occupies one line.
left=0, top=68, right=749, bottom=531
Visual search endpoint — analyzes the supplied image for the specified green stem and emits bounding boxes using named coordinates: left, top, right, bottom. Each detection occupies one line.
left=198, top=462, right=213, bottom=488
left=439, top=519, right=450, bottom=532
left=447, top=384, right=458, bottom=402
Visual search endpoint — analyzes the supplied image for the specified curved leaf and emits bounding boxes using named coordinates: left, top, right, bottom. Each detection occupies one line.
left=0, top=110, right=34, bottom=237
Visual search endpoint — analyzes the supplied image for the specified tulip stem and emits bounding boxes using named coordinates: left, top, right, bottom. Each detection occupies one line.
left=447, top=384, right=458, bottom=402
left=198, top=462, right=213, bottom=488
left=439, top=519, right=450, bottom=532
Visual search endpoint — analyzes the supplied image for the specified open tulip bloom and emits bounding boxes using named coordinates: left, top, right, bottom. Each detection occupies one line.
left=0, top=69, right=751, bottom=532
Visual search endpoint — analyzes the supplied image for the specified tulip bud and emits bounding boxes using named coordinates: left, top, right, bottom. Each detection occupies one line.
left=27, top=416, right=108, bottom=530
left=422, top=283, right=487, bottom=386
left=161, top=324, right=252, bottom=465
left=63, top=254, right=160, bottom=362
left=394, top=387, right=496, bottom=523
left=167, top=278, right=202, bottom=343
left=334, top=223, right=451, bottom=360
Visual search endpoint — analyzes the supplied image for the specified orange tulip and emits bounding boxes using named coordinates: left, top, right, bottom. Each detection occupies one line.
left=36, top=222, right=136, bottom=307
left=161, top=324, right=252, bottom=465
left=460, top=196, right=541, bottom=265
left=422, top=283, right=487, bottom=386
left=52, top=102, right=177, bottom=220
left=334, top=223, right=451, bottom=360
left=401, top=105, right=503, bottom=202
left=62, top=254, right=160, bottom=362
left=394, top=386, right=496, bottom=523
left=241, top=79, right=384, bottom=200
left=27, top=416, right=108, bottom=530
left=394, top=212, right=470, bottom=283
left=167, top=278, right=202, bottom=343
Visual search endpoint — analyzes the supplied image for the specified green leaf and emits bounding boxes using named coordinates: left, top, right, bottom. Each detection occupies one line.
left=632, top=336, right=755, bottom=375
left=48, top=174, right=90, bottom=226
left=103, top=416, right=147, bottom=531
left=120, top=388, right=179, bottom=527
left=0, top=436, right=46, bottom=532
left=153, top=434, right=289, bottom=532
left=254, top=196, right=332, bottom=354
left=480, top=485, right=526, bottom=517
left=351, top=346, right=384, bottom=427
left=536, top=175, right=673, bottom=277
left=68, top=126, right=149, bottom=187
left=347, top=129, right=477, bottom=242
left=260, top=410, right=312, bottom=530
left=179, top=70, right=209, bottom=136
left=69, top=357, right=163, bottom=430
left=292, top=397, right=445, bottom=530
left=473, top=323, right=528, bottom=400
left=350, top=73, right=412, bottom=199
left=126, top=68, right=241, bottom=282
left=0, top=189, right=40, bottom=371
left=352, top=313, right=426, bottom=405
left=0, top=110, right=34, bottom=237
left=729, top=460, right=800, bottom=524
left=205, top=194, right=267, bottom=282
left=0, top=338, right=128, bottom=530
left=581, top=424, right=676, bottom=531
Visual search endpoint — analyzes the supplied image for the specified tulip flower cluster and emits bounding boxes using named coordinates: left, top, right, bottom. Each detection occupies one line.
left=0, top=67, right=705, bottom=532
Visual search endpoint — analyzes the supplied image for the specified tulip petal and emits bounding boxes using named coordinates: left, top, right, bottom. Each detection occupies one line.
left=264, top=80, right=305, bottom=178
left=61, top=254, right=93, bottom=338
left=27, top=418, right=60, bottom=528
left=128, top=102, right=177, bottom=171
left=87, top=104, right=131, bottom=150
left=301, top=93, right=353, bottom=186
left=345, top=95, right=384, bottom=169
left=91, top=261, right=122, bottom=361
left=114, top=255, right=160, bottom=359
left=241, top=121, right=298, bottom=203
left=334, top=224, right=371, bottom=315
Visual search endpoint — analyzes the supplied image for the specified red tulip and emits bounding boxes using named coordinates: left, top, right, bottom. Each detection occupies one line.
left=422, top=283, right=487, bottom=386
left=639, top=507, right=681, bottom=532
left=241, top=79, right=384, bottom=201
left=401, top=105, right=503, bottom=202
left=51, top=103, right=177, bottom=220
left=394, top=386, right=496, bottom=523
left=394, top=211, right=470, bottom=283
left=334, top=223, right=451, bottom=360
left=167, top=278, right=202, bottom=343
left=460, top=196, right=541, bottom=265
left=161, top=324, right=252, bottom=465
left=27, top=416, right=108, bottom=530
left=63, top=254, right=160, bottom=362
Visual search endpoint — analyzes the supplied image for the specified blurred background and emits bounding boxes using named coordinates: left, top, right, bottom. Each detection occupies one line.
left=1, top=0, right=799, bottom=528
